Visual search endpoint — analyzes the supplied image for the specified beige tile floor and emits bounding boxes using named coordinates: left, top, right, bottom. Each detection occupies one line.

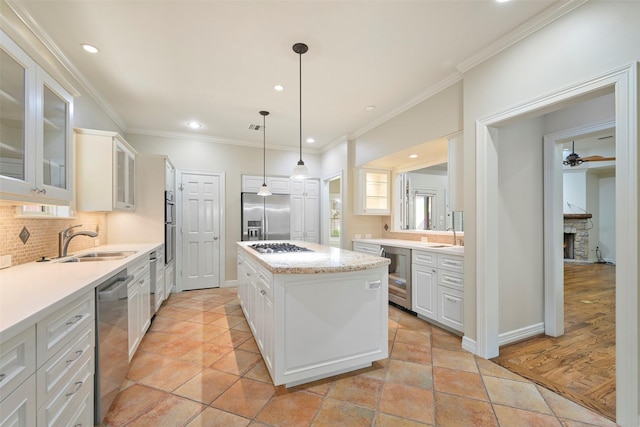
left=103, top=287, right=618, bottom=426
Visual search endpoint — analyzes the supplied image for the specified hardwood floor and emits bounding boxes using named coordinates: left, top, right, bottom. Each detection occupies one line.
left=492, top=263, right=616, bottom=421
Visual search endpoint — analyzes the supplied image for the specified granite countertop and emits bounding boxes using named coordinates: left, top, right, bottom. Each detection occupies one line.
left=352, top=238, right=465, bottom=255
left=0, top=242, right=162, bottom=338
left=237, top=241, right=390, bottom=274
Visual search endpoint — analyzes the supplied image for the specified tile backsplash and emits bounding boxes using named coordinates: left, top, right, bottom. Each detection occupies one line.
left=0, top=206, right=107, bottom=266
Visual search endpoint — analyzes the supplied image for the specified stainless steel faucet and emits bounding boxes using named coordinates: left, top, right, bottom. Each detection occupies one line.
left=58, top=224, right=98, bottom=257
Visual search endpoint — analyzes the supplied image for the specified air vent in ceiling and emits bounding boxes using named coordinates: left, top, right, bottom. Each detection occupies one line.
left=248, top=124, right=262, bottom=131
left=598, top=135, right=613, bottom=140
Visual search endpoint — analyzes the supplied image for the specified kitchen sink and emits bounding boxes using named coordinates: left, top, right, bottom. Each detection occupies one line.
left=59, top=251, right=136, bottom=263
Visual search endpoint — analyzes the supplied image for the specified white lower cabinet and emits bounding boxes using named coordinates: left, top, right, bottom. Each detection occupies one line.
left=1, top=292, right=95, bottom=427
left=237, top=248, right=387, bottom=387
left=0, top=374, right=36, bottom=427
left=128, top=258, right=151, bottom=360
left=0, top=291, right=96, bottom=427
left=412, top=249, right=464, bottom=332
left=352, top=241, right=381, bottom=256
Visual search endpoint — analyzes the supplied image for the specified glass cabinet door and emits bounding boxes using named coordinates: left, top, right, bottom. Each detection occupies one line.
left=41, top=85, right=67, bottom=189
left=0, top=32, right=35, bottom=192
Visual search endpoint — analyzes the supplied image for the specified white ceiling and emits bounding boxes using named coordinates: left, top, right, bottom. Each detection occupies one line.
left=8, top=0, right=573, bottom=153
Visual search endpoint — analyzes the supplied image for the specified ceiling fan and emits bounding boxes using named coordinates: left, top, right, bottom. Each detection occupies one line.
left=563, top=141, right=616, bottom=167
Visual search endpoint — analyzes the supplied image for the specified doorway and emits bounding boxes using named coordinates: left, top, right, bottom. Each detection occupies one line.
left=474, top=64, right=637, bottom=424
left=177, top=170, right=225, bottom=291
left=322, top=172, right=343, bottom=248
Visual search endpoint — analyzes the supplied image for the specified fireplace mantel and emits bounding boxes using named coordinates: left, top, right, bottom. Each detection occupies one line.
left=563, top=213, right=592, bottom=219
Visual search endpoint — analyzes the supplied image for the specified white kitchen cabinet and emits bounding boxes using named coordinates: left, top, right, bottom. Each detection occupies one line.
left=355, top=168, right=391, bottom=215
left=0, top=374, right=36, bottom=427
left=165, top=160, right=176, bottom=192
left=0, top=29, right=74, bottom=205
left=1, top=291, right=95, bottom=427
left=237, top=247, right=387, bottom=387
left=352, top=241, right=381, bottom=256
left=75, top=128, right=137, bottom=211
left=35, top=291, right=95, bottom=427
left=291, top=179, right=320, bottom=243
left=242, top=174, right=291, bottom=194
left=412, top=249, right=464, bottom=333
left=155, top=248, right=166, bottom=311
left=165, top=261, right=175, bottom=297
left=128, top=258, right=150, bottom=360
left=0, top=325, right=35, bottom=403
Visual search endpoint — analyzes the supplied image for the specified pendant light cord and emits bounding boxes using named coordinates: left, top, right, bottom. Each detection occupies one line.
left=298, top=50, right=303, bottom=163
left=263, top=113, right=267, bottom=183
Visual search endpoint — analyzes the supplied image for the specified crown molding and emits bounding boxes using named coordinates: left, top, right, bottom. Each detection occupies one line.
left=456, top=0, right=588, bottom=73
left=348, top=72, right=463, bottom=141
left=125, top=128, right=323, bottom=155
left=5, top=0, right=127, bottom=130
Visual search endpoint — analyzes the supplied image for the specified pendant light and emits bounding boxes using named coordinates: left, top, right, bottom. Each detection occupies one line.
left=291, top=42, right=311, bottom=179
left=257, top=110, right=272, bottom=196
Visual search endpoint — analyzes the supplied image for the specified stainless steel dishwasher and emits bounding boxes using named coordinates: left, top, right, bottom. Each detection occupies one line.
left=95, top=269, right=133, bottom=425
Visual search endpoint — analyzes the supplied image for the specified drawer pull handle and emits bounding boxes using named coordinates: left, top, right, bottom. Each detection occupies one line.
left=66, top=350, right=84, bottom=364
left=260, top=290, right=266, bottom=296
left=0, top=373, right=5, bottom=382
left=445, top=296, right=457, bottom=303
left=66, top=381, right=83, bottom=397
left=74, top=424, right=83, bottom=427
left=367, top=280, right=382, bottom=290
left=66, top=315, right=83, bottom=325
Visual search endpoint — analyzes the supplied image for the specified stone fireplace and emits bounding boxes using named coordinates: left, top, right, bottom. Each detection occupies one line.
left=563, top=213, right=591, bottom=261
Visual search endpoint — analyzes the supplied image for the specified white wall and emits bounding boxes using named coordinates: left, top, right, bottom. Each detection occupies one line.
left=125, top=132, right=321, bottom=282
left=598, top=173, right=616, bottom=262
left=497, top=117, right=545, bottom=335
left=354, top=81, right=463, bottom=167
left=462, top=1, right=640, bottom=343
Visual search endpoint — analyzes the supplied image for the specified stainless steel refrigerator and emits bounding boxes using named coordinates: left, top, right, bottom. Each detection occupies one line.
left=241, top=192, right=291, bottom=241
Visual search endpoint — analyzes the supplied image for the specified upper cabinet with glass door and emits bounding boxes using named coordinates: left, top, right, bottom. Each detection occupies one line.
left=355, top=168, right=391, bottom=215
left=0, top=29, right=73, bottom=204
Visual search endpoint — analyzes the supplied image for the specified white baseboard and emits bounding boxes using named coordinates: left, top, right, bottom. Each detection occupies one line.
left=462, top=336, right=477, bottom=354
left=222, top=280, right=238, bottom=288
left=499, top=322, right=545, bottom=347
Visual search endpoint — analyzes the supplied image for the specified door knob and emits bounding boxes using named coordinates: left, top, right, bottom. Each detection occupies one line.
left=213, top=236, right=219, bottom=240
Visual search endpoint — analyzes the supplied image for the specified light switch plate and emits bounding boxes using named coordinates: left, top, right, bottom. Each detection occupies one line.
left=0, top=255, right=12, bottom=269
left=365, top=233, right=372, bottom=239
left=355, top=234, right=362, bottom=239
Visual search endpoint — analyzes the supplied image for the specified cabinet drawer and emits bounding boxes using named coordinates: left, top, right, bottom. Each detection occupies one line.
left=412, top=250, right=437, bottom=267
left=438, top=269, right=464, bottom=291
left=0, top=373, right=36, bottom=426
left=37, top=355, right=93, bottom=427
left=129, top=258, right=150, bottom=279
left=64, top=386, right=93, bottom=427
left=0, top=325, right=36, bottom=402
left=352, top=242, right=381, bottom=256
left=437, top=286, right=464, bottom=332
left=438, top=254, right=464, bottom=272
left=37, top=292, right=94, bottom=368
left=37, top=326, right=93, bottom=405
left=255, top=263, right=273, bottom=299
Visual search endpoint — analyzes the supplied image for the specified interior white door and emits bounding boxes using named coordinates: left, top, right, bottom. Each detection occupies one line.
left=181, top=172, right=221, bottom=290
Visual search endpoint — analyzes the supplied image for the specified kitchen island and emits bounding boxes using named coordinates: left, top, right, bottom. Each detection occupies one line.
left=236, top=241, right=390, bottom=387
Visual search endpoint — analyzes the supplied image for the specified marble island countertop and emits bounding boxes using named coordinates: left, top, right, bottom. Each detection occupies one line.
left=0, top=242, right=162, bottom=338
left=237, top=241, right=390, bottom=274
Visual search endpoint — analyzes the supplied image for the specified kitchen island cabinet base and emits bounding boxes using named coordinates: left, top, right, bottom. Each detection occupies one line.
left=237, top=245, right=388, bottom=388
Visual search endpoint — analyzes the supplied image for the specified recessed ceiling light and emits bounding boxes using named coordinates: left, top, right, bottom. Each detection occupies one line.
left=187, top=121, right=202, bottom=129
left=306, top=138, right=315, bottom=144
left=365, top=105, right=376, bottom=112
left=274, top=84, right=284, bottom=91
left=495, top=0, right=511, bottom=3
left=81, top=43, right=99, bottom=53
left=409, top=154, right=418, bottom=159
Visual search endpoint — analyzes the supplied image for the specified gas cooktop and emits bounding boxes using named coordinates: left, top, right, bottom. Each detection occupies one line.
left=249, top=243, right=313, bottom=254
